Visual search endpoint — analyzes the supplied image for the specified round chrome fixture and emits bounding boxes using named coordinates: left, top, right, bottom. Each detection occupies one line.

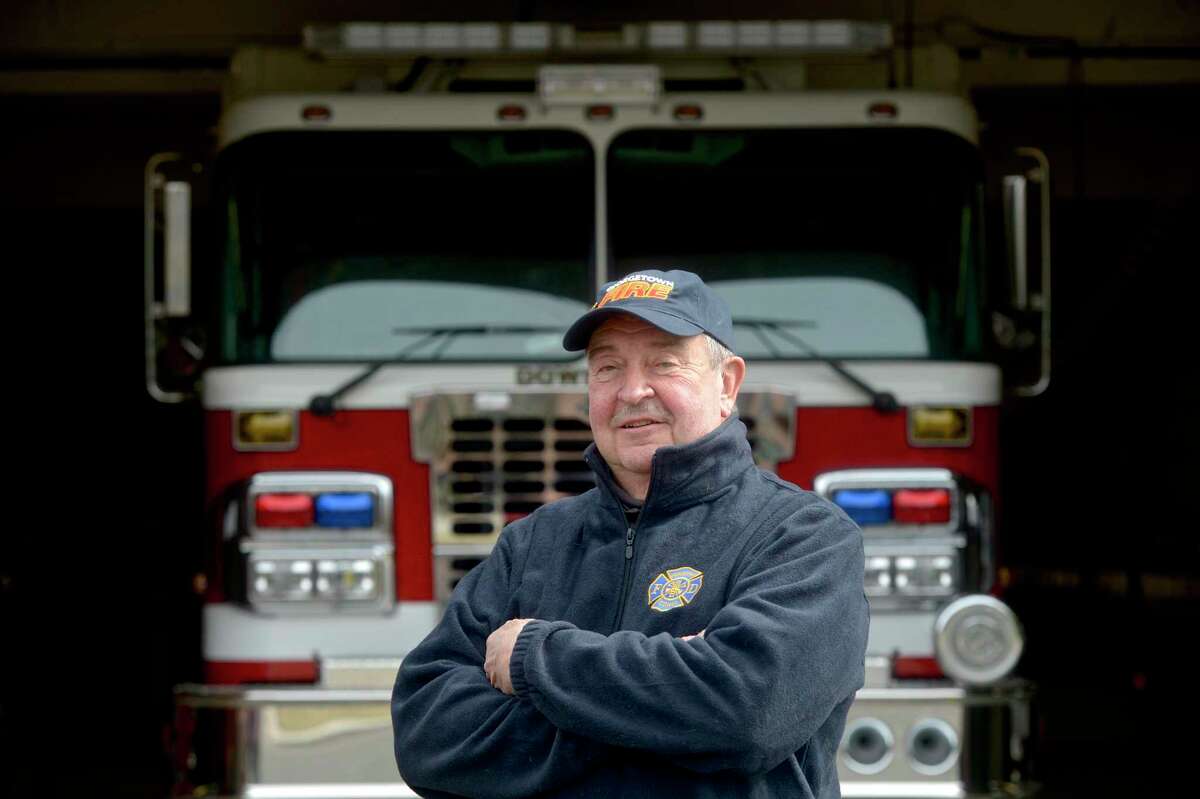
left=841, top=717, right=894, bottom=775
left=907, top=718, right=959, bottom=775
left=934, top=593, right=1024, bottom=685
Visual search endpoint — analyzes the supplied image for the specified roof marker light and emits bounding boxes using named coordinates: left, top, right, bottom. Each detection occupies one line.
left=586, top=104, right=615, bottom=121
left=497, top=104, right=527, bottom=122
left=832, top=489, right=892, bottom=526
left=301, top=105, right=332, bottom=122
left=673, top=103, right=704, bottom=121
left=868, top=101, right=899, bottom=120
left=315, top=493, right=375, bottom=528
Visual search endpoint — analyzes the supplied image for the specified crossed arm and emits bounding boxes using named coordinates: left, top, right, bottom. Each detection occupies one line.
left=391, top=531, right=610, bottom=799
left=483, top=620, right=703, bottom=694
left=392, top=504, right=867, bottom=795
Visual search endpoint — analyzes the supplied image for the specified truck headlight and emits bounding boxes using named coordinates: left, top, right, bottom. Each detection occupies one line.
left=244, top=545, right=394, bottom=613
left=934, top=594, right=1023, bottom=685
left=864, top=556, right=892, bottom=595
left=894, top=554, right=957, bottom=596
left=314, top=557, right=383, bottom=601
left=252, top=558, right=314, bottom=601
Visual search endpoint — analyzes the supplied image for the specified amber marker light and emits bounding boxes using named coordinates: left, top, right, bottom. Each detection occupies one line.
left=908, top=406, right=971, bottom=446
left=234, top=410, right=298, bottom=451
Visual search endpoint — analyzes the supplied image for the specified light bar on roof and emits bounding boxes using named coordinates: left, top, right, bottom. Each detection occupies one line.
left=510, top=22, right=552, bottom=51
left=302, top=20, right=891, bottom=58
left=646, top=21, right=687, bottom=49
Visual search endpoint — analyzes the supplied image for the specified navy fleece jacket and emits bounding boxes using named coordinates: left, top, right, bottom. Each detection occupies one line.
left=392, top=415, right=869, bottom=798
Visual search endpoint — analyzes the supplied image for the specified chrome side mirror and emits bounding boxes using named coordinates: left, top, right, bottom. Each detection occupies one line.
left=145, top=152, right=202, bottom=403
left=1000, top=147, right=1051, bottom=397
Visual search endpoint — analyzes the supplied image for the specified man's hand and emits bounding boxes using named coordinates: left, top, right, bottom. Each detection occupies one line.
left=484, top=618, right=534, bottom=695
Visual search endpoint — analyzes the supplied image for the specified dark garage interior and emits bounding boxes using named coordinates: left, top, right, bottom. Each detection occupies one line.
left=2, top=2, right=1198, bottom=797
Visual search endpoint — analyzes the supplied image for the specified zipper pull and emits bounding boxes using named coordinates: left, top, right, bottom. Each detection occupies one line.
left=625, top=526, right=635, bottom=560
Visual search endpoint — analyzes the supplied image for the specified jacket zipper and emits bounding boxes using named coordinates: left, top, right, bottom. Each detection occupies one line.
left=611, top=522, right=638, bottom=632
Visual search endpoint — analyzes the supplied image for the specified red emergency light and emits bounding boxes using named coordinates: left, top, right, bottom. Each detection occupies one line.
left=892, top=655, right=944, bottom=680
left=256, top=493, right=315, bottom=528
left=892, top=489, right=951, bottom=524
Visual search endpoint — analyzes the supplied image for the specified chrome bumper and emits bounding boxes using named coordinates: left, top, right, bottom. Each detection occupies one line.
left=173, top=678, right=1033, bottom=799
left=173, top=683, right=412, bottom=799
left=839, top=680, right=1035, bottom=799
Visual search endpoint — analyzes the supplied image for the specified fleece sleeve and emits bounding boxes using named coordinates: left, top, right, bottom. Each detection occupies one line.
left=508, top=499, right=869, bottom=776
left=391, top=524, right=610, bottom=799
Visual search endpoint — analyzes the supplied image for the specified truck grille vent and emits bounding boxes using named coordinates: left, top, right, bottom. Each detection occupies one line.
left=441, top=416, right=771, bottom=536
left=412, top=391, right=796, bottom=603
left=443, top=417, right=595, bottom=537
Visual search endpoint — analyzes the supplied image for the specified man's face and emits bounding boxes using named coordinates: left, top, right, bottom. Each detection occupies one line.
left=586, top=315, right=745, bottom=497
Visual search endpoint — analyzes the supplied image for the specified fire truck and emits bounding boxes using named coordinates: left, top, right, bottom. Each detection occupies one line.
left=148, top=19, right=1051, bottom=799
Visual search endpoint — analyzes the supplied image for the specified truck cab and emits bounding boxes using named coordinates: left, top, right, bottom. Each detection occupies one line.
left=150, top=20, right=1050, bottom=799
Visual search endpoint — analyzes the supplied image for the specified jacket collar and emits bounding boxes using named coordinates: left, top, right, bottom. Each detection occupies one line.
left=585, top=414, right=755, bottom=517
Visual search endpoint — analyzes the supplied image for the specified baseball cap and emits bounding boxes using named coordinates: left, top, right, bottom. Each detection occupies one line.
left=562, top=269, right=736, bottom=352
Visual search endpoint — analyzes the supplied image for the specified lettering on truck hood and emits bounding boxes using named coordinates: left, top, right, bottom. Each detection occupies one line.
left=517, top=365, right=589, bottom=385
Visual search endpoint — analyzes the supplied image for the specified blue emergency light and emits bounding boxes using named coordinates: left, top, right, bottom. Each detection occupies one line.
left=832, top=489, right=892, bottom=526
left=315, top=493, right=375, bottom=528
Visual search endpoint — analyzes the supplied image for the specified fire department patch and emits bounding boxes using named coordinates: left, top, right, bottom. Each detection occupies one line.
left=647, top=566, right=703, bottom=613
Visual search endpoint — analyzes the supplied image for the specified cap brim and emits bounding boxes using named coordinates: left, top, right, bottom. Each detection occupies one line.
left=563, top=306, right=707, bottom=351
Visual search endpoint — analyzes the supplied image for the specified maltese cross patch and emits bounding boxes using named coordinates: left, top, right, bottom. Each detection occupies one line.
left=647, top=566, right=704, bottom=613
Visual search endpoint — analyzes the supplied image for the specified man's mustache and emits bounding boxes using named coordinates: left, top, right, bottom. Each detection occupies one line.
left=610, top=401, right=672, bottom=428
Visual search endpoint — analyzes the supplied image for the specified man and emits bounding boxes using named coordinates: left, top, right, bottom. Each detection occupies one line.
left=393, top=269, right=868, bottom=798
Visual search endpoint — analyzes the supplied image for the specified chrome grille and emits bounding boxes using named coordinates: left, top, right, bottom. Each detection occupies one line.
left=439, top=415, right=596, bottom=543
left=411, top=390, right=795, bottom=601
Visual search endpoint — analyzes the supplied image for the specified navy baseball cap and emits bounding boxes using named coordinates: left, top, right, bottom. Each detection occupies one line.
left=562, top=269, right=736, bottom=352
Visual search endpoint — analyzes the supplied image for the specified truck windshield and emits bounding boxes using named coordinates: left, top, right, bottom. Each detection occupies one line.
left=214, top=130, right=595, bottom=364
left=607, top=127, right=987, bottom=360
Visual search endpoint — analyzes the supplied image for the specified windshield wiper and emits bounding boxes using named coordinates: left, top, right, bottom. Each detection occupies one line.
left=308, top=324, right=565, bottom=417
left=734, top=318, right=899, bottom=414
